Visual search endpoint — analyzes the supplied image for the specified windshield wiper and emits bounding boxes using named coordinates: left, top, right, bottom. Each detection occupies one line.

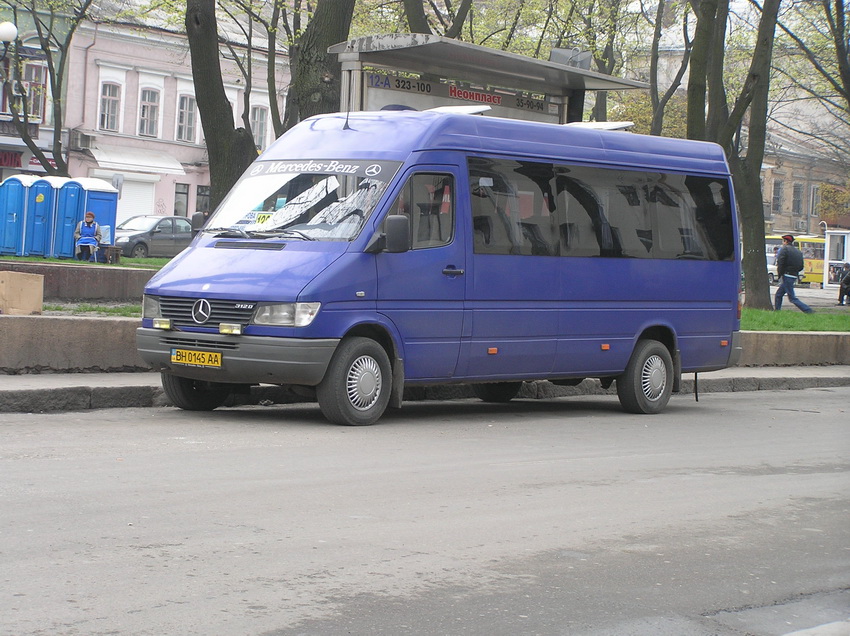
left=255, top=229, right=317, bottom=241
left=207, top=227, right=252, bottom=238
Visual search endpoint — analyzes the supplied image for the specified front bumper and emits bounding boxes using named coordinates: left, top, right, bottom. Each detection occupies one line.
left=136, top=328, right=339, bottom=386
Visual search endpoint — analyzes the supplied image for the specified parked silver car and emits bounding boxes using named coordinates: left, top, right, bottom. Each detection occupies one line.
left=767, top=251, right=779, bottom=284
left=114, top=215, right=193, bottom=258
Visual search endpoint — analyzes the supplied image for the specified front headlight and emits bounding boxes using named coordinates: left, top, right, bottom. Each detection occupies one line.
left=115, top=236, right=129, bottom=244
left=142, top=295, right=161, bottom=319
left=252, top=302, right=320, bottom=327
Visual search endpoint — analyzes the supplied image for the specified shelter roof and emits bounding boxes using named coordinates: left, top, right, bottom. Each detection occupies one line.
left=329, top=34, right=648, bottom=96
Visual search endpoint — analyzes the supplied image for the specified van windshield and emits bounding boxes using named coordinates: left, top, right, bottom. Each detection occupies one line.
left=204, top=159, right=401, bottom=241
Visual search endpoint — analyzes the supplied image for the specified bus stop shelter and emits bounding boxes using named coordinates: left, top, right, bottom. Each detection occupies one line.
left=330, top=34, right=648, bottom=124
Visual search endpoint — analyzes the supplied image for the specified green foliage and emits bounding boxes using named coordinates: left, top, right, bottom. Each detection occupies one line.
left=610, top=90, right=688, bottom=138
left=816, top=182, right=850, bottom=224
left=352, top=0, right=644, bottom=76
left=352, top=0, right=406, bottom=35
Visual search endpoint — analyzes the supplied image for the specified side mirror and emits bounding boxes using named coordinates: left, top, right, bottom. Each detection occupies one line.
left=384, top=215, right=410, bottom=253
left=191, top=211, right=206, bottom=236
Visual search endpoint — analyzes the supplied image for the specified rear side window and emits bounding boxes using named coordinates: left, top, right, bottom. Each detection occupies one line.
left=387, top=173, right=455, bottom=249
left=468, top=156, right=735, bottom=261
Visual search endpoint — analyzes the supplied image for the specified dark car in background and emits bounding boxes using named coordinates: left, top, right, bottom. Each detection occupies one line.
left=114, top=215, right=193, bottom=258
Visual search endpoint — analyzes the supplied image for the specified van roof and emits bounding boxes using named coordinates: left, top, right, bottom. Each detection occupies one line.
left=261, top=110, right=731, bottom=177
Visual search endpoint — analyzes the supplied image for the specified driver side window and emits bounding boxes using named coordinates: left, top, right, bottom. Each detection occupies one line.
left=388, top=173, right=454, bottom=249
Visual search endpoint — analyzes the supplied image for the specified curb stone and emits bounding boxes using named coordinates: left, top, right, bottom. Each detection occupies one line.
left=4, top=373, right=850, bottom=414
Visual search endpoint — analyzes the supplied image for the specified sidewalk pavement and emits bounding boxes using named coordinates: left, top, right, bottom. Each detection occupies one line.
left=2, top=365, right=850, bottom=415
left=760, top=282, right=848, bottom=310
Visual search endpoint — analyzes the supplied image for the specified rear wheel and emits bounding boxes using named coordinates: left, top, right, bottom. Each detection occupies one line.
left=472, top=382, right=522, bottom=403
left=317, top=337, right=391, bottom=426
left=616, top=340, right=673, bottom=414
left=161, top=373, right=230, bottom=410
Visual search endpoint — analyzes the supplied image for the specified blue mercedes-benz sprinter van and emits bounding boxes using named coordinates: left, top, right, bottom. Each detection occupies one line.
left=137, top=110, right=741, bottom=425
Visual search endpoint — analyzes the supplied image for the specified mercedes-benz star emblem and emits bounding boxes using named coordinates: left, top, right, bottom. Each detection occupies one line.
left=191, top=299, right=212, bottom=324
left=365, top=164, right=382, bottom=177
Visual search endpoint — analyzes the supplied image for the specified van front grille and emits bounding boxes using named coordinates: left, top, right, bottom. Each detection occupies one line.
left=159, top=296, right=256, bottom=327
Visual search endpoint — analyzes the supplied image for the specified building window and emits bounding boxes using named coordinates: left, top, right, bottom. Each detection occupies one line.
left=99, top=83, right=121, bottom=131
left=174, top=183, right=189, bottom=216
left=250, top=106, right=268, bottom=150
left=196, top=185, right=211, bottom=214
left=177, top=95, right=197, bottom=142
left=792, top=183, right=804, bottom=216
left=810, top=185, right=820, bottom=217
left=23, top=63, right=47, bottom=122
left=771, top=180, right=784, bottom=214
left=139, top=89, right=160, bottom=137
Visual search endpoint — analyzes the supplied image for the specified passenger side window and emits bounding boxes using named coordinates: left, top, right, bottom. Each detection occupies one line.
left=469, top=157, right=558, bottom=256
left=175, top=218, right=192, bottom=234
left=387, top=173, right=455, bottom=249
left=157, top=219, right=173, bottom=234
left=467, top=155, right=734, bottom=261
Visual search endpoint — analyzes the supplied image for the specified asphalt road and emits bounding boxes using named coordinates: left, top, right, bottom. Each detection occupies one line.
left=1, top=388, right=848, bottom=636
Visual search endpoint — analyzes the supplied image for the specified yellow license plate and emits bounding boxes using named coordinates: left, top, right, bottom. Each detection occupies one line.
left=170, top=348, right=222, bottom=368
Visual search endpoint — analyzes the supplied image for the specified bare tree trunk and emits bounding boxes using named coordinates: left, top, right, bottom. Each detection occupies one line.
left=689, top=0, right=781, bottom=309
left=404, top=0, right=473, bottom=37
left=704, top=0, right=729, bottom=139
left=687, top=0, right=717, bottom=140
left=186, top=0, right=258, bottom=210
left=266, top=1, right=284, bottom=138
left=727, top=0, right=781, bottom=310
left=290, top=0, right=355, bottom=121
left=404, top=0, right=431, bottom=33
left=733, top=156, right=772, bottom=310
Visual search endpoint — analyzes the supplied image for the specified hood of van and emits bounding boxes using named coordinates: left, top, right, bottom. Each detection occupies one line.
left=144, top=241, right=347, bottom=301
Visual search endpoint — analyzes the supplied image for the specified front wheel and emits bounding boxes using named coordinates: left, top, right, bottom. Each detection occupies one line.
left=317, top=337, right=391, bottom=426
left=161, top=373, right=230, bottom=410
left=131, top=243, right=149, bottom=258
left=616, top=340, right=673, bottom=414
left=472, top=382, right=522, bottom=403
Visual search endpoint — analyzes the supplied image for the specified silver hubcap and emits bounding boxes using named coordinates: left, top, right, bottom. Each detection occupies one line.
left=346, top=355, right=382, bottom=411
left=640, top=354, right=667, bottom=402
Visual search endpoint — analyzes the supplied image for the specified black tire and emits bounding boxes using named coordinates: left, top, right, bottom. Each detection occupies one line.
left=131, top=243, right=149, bottom=258
left=317, top=337, right=391, bottom=426
left=161, top=373, right=229, bottom=411
left=472, top=382, right=522, bottom=403
left=768, top=273, right=776, bottom=284
left=616, top=340, right=673, bottom=414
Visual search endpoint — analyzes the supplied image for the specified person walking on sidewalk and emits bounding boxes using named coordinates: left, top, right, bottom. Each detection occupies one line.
left=774, top=234, right=814, bottom=313
left=838, top=263, right=850, bottom=306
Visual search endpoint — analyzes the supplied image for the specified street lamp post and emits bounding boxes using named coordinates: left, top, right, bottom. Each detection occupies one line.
left=0, top=21, right=17, bottom=63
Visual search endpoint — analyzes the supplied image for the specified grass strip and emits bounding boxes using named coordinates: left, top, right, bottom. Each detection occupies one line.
left=741, top=308, right=850, bottom=331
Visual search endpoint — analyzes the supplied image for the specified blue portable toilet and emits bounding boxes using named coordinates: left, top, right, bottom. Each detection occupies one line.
left=24, top=176, right=68, bottom=256
left=54, top=178, right=119, bottom=258
left=0, top=174, right=39, bottom=255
